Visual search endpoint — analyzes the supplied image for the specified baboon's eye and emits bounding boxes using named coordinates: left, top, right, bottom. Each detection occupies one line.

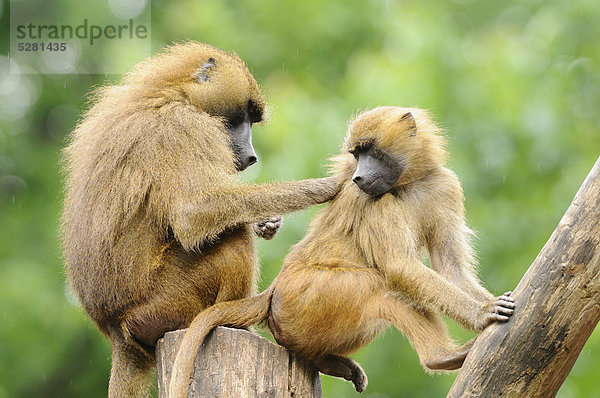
left=227, top=112, right=244, bottom=127
left=247, top=100, right=263, bottom=123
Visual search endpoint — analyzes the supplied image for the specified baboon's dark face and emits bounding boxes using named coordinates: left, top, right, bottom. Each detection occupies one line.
left=224, top=100, right=263, bottom=171
left=351, top=145, right=403, bottom=197
left=226, top=113, right=257, bottom=171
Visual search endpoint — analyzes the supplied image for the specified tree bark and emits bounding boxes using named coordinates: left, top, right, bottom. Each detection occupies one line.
left=448, top=157, right=600, bottom=398
left=156, top=326, right=322, bottom=398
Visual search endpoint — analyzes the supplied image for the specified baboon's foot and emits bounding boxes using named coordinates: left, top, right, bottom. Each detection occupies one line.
left=314, top=354, right=368, bottom=393
left=425, top=338, right=476, bottom=371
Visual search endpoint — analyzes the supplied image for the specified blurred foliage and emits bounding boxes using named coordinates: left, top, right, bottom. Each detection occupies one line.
left=1, top=0, right=599, bottom=397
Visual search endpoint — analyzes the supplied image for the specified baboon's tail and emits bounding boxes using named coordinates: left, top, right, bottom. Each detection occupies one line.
left=169, top=287, right=274, bottom=398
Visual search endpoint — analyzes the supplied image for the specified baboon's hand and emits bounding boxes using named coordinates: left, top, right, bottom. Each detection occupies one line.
left=254, top=216, right=282, bottom=240
left=479, top=291, right=515, bottom=329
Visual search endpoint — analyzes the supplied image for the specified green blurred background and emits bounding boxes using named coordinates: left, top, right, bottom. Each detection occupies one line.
left=1, top=0, right=599, bottom=397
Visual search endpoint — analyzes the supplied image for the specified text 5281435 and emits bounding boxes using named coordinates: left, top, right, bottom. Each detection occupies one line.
left=17, top=42, right=67, bottom=52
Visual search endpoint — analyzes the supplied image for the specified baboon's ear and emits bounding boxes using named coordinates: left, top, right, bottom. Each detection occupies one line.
left=194, top=57, right=217, bottom=83
left=400, top=112, right=417, bottom=137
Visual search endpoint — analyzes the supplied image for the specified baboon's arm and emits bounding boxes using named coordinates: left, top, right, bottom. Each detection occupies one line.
left=375, top=230, right=509, bottom=330
left=424, top=173, right=496, bottom=303
left=171, top=177, right=340, bottom=249
left=427, top=220, right=495, bottom=304
left=382, top=258, right=492, bottom=330
left=428, top=247, right=494, bottom=304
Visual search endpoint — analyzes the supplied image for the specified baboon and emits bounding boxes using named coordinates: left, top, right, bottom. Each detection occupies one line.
left=169, top=106, right=515, bottom=396
left=61, top=42, right=341, bottom=397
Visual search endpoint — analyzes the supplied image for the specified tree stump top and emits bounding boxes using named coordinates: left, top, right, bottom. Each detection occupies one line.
left=157, top=326, right=321, bottom=398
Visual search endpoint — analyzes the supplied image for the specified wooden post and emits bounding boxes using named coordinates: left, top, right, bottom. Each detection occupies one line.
left=156, top=326, right=322, bottom=398
left=448, top=157, right=600, bottom=398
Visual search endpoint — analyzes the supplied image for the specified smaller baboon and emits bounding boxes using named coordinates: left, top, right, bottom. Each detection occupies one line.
left=168, top=107, right=515, bottom=396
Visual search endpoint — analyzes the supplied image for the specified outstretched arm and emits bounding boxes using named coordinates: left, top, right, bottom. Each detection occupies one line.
left=382, top=257, right=512, bottom=330
left=370, top=215, right=513, bottom=330
left=425, top=222, right=515, bottom=330
left=171, top=177, right=339, bottom=249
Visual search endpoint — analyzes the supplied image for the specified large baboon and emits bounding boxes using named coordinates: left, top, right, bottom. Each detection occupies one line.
left=169, top=106, right=515, bottom=396
left=61, top=42, right=340, bottom=397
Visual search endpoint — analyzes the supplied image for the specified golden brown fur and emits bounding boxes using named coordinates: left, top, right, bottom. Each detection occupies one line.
left=61, top=42, right=340, bottom=397
left=169, top=106, right=515, bottom=396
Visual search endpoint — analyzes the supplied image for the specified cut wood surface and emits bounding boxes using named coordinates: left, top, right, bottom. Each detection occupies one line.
left=156, top=326, right=321, bottom=398
left=448, top=157, right=600, bottom=398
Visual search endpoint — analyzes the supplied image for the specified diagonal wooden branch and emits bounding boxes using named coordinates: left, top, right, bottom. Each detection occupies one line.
left=448, top=157, right=600, bottom=398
